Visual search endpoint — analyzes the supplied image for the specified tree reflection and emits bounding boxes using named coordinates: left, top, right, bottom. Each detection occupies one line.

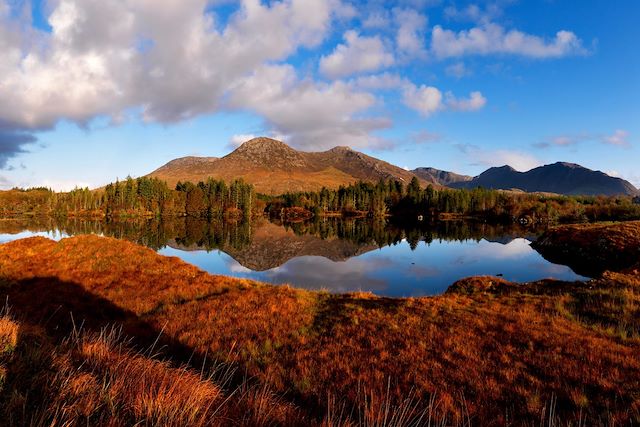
left=0, top=216, right=540, bottom=263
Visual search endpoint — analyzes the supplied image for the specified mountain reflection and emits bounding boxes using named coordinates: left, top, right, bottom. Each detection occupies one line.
left=0, top=216, right=538, bottom=270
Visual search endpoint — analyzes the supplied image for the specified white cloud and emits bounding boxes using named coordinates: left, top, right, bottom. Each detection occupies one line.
left=445, top=91, right=486, bottom=111
left=0, top=0, right=406, bottom=152
left=0, top=0, right=591, bottom=164
left=393, top=8, right=428, bottom=58
left=319, top=30, right=394, bottom=79
left=229, top=64, right=391, bottom=150
left=602, top=129, right=630, bottom=147
left=0, top=0, right=337, bottom=128
left=402, top=84, right=443, bottom=117
left=403, top=84, right=486, bottom=116
left=431, top=23, right=587, bottom=59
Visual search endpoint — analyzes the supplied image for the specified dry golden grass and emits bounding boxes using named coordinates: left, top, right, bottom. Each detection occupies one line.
left=0, top=310, right=310, bottom=426
left=0, top=221, right=639, bottom=425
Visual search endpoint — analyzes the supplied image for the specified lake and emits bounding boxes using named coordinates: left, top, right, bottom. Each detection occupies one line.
left=0, top=217, right=587, bottom=296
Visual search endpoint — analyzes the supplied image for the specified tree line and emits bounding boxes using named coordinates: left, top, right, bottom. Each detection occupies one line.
left=2, top=175, right=639, bottom=224
left=267, top=177, right=640, bottom=224
left=0, top=177, right=257, bottom=220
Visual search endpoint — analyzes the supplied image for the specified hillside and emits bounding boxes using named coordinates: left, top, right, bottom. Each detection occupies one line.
left=148, top=137, right=428, bottom=195
left=450, top=162, right=639, bottom=196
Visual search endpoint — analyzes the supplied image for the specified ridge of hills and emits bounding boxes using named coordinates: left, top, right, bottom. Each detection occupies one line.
left=448, top=162, right=639, bottom=196
left=147, top=137, right=638, bottom=196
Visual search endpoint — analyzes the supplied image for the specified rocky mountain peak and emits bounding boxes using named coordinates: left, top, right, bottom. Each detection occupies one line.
left=235, top=137, right=292, bottom=153
left=329, top=146, right=353, bottom=153
left=228, top=137, right=307, bottom=168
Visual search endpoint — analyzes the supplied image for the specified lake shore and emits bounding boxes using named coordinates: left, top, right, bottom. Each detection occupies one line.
left=1, top=221, right=639, bottom=425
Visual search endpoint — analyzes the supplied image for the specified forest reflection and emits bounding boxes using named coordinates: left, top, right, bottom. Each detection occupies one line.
left=0, top=216, right=539, bottom=257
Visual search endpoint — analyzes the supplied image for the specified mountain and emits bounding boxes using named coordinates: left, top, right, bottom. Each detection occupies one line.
left=451, top=162, right=638, bottom=196
left=148, top=137, right=426, bottom=195
left=412, top=167, right=473, bottom=186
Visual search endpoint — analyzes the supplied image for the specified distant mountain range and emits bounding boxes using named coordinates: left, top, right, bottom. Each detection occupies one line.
left=148, top=137, right=638, bottom=196
left=446, top=163, right=638, bottom=196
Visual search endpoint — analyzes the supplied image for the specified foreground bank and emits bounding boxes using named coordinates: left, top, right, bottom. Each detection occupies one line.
left=0, top=222, right=639, bottom=425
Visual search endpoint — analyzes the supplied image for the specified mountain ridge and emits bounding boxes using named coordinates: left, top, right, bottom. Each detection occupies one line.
left=450, top=162, right=638, bottom=196
left=147, top=137, right=638, bottom=197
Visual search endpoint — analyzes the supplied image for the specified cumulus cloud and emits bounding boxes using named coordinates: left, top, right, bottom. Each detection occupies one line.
left=431, top=23, right=587, bottom=59
left=402, top=84, right=443, bottom=117
left=319, top=30, right=394, bottom=79
left=0, top=0, right=336, bottom=128
left=229, top=64, right=391, bottom=149
left=393, top=8, right=428, bottom=58
left=0, top=0, right=590, bottom=161
left=403, top=84, right=486, bottom=116
left=0, top=0, right=404, bottom=152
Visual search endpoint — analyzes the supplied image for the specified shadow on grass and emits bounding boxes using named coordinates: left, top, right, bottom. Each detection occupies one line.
left=0, top=276, right=316, bottom=426
left=1, top=276, right=196, bottom=359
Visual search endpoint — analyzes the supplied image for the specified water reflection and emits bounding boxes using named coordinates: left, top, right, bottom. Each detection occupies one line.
left=0, top=217, right=586, bottom=296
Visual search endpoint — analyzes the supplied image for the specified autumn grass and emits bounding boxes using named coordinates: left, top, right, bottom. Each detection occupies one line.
left=0, top=222, right=639, bottom=424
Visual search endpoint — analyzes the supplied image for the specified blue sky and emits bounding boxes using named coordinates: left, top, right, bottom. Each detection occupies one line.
left=0, top=0, right=638, bottom=190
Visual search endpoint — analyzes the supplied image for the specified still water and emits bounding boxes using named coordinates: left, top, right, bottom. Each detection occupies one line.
left=0, top=217, right=586, bottom=297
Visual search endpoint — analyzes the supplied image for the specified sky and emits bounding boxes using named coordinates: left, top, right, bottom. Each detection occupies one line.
left=0, top=0, right=639, bottom=191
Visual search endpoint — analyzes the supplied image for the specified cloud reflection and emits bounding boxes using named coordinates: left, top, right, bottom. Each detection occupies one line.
left=226, top=255, right=393, bottom=293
